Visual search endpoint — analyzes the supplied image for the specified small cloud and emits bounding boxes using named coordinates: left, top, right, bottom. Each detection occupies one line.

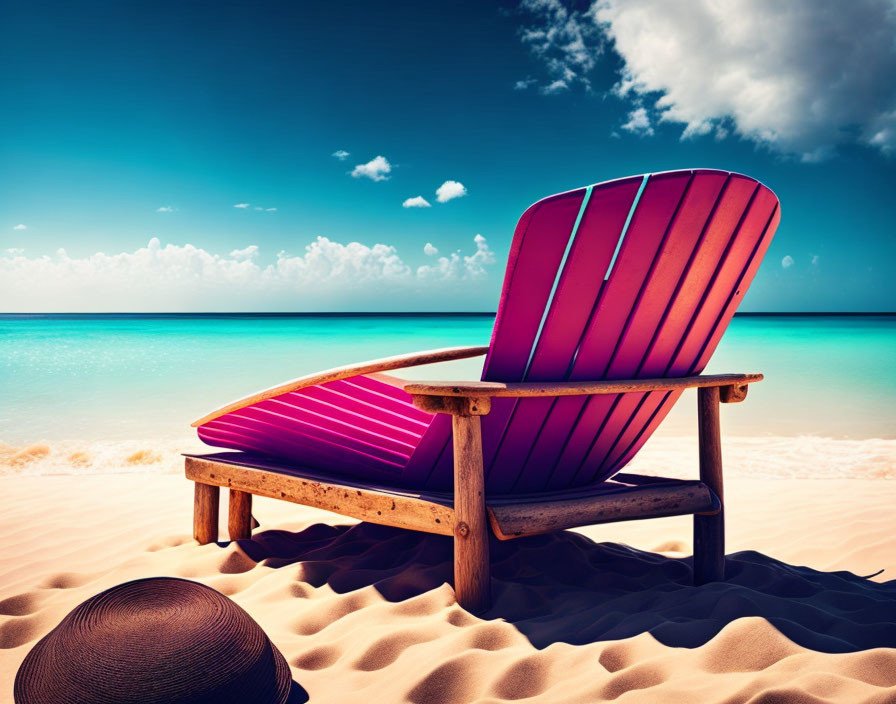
left=435, top=180, right=467, bottom=203
left=266, top=207, right=277, bottom=212
left=514, top=78, right=536, bottom=90
left=5, top=247, right=24, bottom=255
left=811, top=254, right=819, bottom=265
left=424, top=243, right=439, bottom=256
left=621, top=107, right=654, bottom=136
left=230, top=245, right=259, bottom=260
left=417, top=234, right=495, bottom=280
left=13, top=224, right=26, bottom=230
left=541, top=79, right=569, bottom=94
left=781, top=255, right=794, bottom=269
left=332, top=150, right=350, bottom=161
left=351, top=155, right=392, bottom=182
left=402, top=196, right=431, bottom=208
left=156, top=206, right=174, bottom=213
left=234, top=203, right=250, bottom=209
left=254, top=206, right=263, bottom=211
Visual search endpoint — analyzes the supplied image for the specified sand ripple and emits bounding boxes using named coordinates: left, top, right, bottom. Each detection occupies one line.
left=1, top=474, right=895, bottom=702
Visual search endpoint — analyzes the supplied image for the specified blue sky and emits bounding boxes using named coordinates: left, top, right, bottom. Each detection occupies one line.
left=1, top=0, right=894, bottom=311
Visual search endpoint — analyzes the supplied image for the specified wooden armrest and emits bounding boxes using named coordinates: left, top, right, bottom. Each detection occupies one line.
left=192, top=345, right=489, bottom=426
left=405, top=373, right=761, bottom=415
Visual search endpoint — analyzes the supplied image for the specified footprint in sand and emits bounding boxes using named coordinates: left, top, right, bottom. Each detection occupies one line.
left=292, top=644, right=343, bottom=671
left=599, top=662, right=667, bottom=700
left=463, top=623, right=519, bottom=652
left=407, top=658, right=476, bottom=704
left=291, top=592, right=375, bottom=636
left=598, top=642, right=638, bottom=673
left=0, top=613, right=51, bottom=649
left=351, top=630, right=437, bottom=671
left=40, top=572, right=96, bottom=590
left=0, top=592, right=46, bottom=617
left=490, top=655, right=551, bottom=700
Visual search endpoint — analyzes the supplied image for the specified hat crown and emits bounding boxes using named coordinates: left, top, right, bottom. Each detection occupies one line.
left=15, top=577, right=292, bottom=704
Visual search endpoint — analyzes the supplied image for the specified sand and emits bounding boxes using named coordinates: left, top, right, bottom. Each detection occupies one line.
left=1, top=473, right=895, bottom=703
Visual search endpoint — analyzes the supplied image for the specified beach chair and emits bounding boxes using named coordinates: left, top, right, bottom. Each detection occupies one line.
left=186, top=168, right=780, bottom=613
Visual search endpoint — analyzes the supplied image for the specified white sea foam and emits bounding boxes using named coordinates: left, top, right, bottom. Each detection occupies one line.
left=629, top=435, right=896, bottom=480
left=0, top=438, right=202, bottom=476
left=1, top=435, right=893, bottom=480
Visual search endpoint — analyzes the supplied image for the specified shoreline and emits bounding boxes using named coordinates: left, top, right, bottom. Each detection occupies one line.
left=3, top=434, right=895, bottom=480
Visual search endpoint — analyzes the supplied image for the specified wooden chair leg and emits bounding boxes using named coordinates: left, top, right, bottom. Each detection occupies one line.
left=452, top=413, right=491, bottom=613
left=193, top=482, right=219, bottom=544
left=694, top=386, right=725, bottom=585
left=228, top=489, right=253, bottom=541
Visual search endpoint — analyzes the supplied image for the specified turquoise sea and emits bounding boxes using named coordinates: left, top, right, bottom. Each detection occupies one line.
left=1, top=314, right=894, bottom=477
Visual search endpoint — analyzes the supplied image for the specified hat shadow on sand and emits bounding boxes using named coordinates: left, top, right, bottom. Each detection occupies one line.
left=230, top=521, right=896, bottom=654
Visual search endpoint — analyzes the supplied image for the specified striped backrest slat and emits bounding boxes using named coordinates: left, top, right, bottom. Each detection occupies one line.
left=481, top=189, right=587, bottom=380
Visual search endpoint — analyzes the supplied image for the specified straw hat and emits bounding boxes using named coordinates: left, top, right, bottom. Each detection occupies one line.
left=14, top=577, right=295, bottom=704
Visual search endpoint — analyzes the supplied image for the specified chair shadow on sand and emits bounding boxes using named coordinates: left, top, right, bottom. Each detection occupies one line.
left=228, top=521, right=896, bottom=655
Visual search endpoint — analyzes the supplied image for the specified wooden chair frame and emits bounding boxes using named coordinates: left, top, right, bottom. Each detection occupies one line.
left=186, top=347, right=759, bottom=613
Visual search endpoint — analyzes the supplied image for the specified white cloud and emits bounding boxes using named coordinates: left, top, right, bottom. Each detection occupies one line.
left=591, top=0, right=896, bottom=159
left=6, top=248, right=24, bottom=256
left=541, top=79, right=569, bottom=94
left=266, top=207, right=277, bottom=212
left=782, top=255, right=794, bottom=269
left=351, top=156, right=392, bottom=182
left=424, top=243, right=439, bottom=256
left=13, top=224, right=26, bottom=230
left=156, top=206, right=174, bottom=213
left=233, top=203, right=250, bottom=209
left=254, top=206, right=263, bottom=211
left=332, top=150, right=350, bottom=160
left=519, top=0, right=603, bottom=93
left=417, top=235, right=495, bottom=280
left=402, top=196, right=431, bottom=208
left=514, top=78, right=537, bottom=90
left=811, top=254, right=819, bottom=265
left=0, top=236, right=497, bottom=311
left=620, top=106, right=653, bottom=136
left=435, top=180, right=467, bottom=203
left=230, top=245, right=259, bottom=260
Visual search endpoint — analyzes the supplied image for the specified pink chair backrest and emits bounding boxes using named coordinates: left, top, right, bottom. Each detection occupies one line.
left=404, top=169, right=780, bottom=492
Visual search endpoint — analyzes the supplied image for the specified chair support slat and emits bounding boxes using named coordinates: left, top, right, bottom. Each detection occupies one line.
left=488, top=481, right=718, bottom=540
left=186, top=456, right=455, bottom=536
